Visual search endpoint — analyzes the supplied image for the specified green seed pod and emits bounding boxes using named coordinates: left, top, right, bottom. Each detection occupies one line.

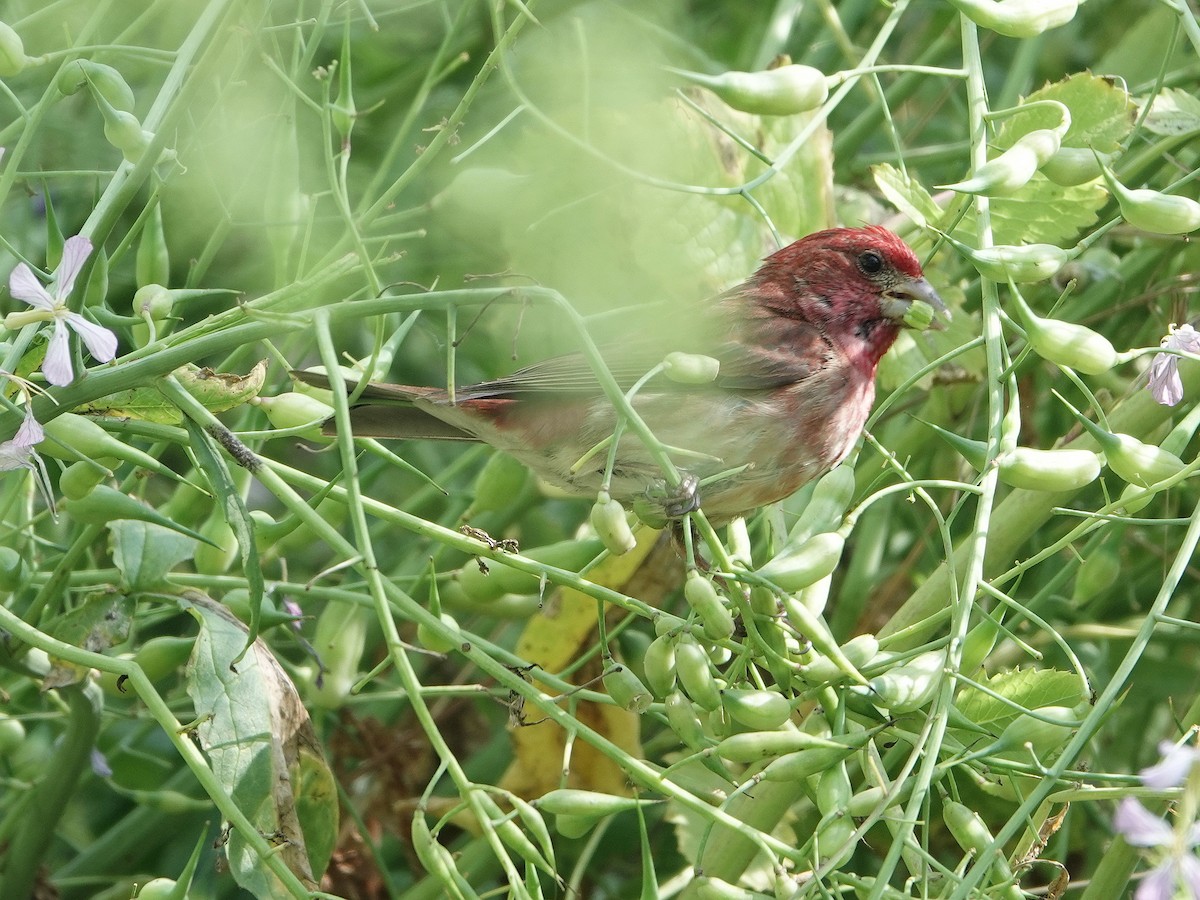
left=946, top=0, right=1079, bottom=38
left=1041, top=147, right=1110, bottom=187
left=132, top=635, right=195, bottom=683
left=41, top=414, right=156, bottom=474
left=101, top=106, right=151, bottom=163
left=63, top=485, right=210, bottom=542
left=802, top=633, right=880, bottom=684
left=692, top=875, right=762, bottom=899
left=57, top=59, right=136, bottom=112
left=455, top=537, right=603, bottom=603
left=0, top=546, right=25, bottom=592
left=997, top=446, right=1102, bottom=491
left=643, top=634, right=677, bottom=697
left=553, top=813, right=594, bottom=839
left=994, top=705, right=1077, bottom=761
left=923, top=420, right=990, bottom=472
left=309, top=598, right=372, bottom=709
left=1100, top=163, right=1200, bottom=234
left=663, top=351, right=720, bottom=384
left=472, top=452, right=531, bottom=513
left=846, top=782, right=911, bottom=818
left=760, top=743, right=862, bottom=782
left=721, top=688, right=793, bottom=731
left=534, top=788, right=656, bottom=819
left=1009, top=289, right=1117, bottom=374
left=507, top=793, right=556, bottom=872
left=475, top=791, right=556, bottom=879
left=136, top=204, right=170, bottom=288
left=788, top=464, right=856, bottom=545
left=675, top=636, right=722, bottom=711
left=134, top=878, right=182, bottom=900
left=676, top=63, right=829, bottom=116
left=970, top=242, right=1073, bottom=283
left=815, top=760, right=852, bottom=815
left=757, top=531, right=845, bottom=592
left=705, top=702, right=735, bottom=739
left=1064, top=409, right=1186, bottom=489
left=1072, top=547, right=1121, bottom=605
left=715, top=728, right=862, bottom=763
left=132, top=283, right=174, bottom=321
left=411, top=812, right=458, bottom=884
left=942, top=142, right=1040, bottom=196
left=0, top=714, right=26, bottom=757
left=84, top=247, right=109, bottom=311
left=684, top=570, right=735, bottom=641
left=868, top=650, right=944, bottom=713
left=416, top=612, right=462, bottom=654
left=942, top=799, right=1021, bottom=894
left=193, top=510, right=238, bottom=576
left=726, top=517, right=753, bottom=568
left=590, top=490, right=637, bottom=556
left=603, top=663, right=652, bottom=714
left=58, top=459, right=110, bottom=500
left=0, top=22, right=29, bottom=77
left=959, top=616, right=1001, bottom=673
left=222, top=588, right=302, bottom=631
left=254, top=392, right=335, bottom=438
left=664, top=690, right=707, bottom=749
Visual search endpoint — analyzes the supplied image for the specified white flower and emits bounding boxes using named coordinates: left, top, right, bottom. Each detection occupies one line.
left=1149, top=323, right=1200, bottom=407
left=4, top=235, right=117, bottom=386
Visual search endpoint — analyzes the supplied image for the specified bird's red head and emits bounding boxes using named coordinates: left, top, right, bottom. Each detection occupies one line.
left=749, top=225, right=942, bottom=367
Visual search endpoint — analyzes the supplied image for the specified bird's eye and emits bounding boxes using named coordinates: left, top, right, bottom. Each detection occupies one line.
left=858, top=249, right=885, bottom=275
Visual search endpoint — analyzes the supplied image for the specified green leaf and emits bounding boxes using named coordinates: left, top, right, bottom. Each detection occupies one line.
left=986, top=74, right=1135, bottom=246
left=997, top=72, right=1135, bottom=153
left=872, top=163, right=944, bottom=230
left=110, top=520, right=196, bottom=592
left=956, top=668, right=1088, bottom=731
left=1141, top=86, right=1200, bottom=137
left=182, top=417, right=265, bottom=658
left=44, top=591, right=137, bottom=688
left=77, top=361, right=267, bottom=423
left=181, top=591, right=336, bottom=895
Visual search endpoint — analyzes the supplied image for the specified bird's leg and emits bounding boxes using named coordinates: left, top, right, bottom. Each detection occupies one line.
left=662, top=473, right=701, bottom=519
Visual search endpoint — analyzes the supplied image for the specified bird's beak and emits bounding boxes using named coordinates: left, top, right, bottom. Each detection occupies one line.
left=883, top=276, right=950, bottom=331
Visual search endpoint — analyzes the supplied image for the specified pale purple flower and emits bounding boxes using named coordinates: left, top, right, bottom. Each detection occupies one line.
left=0, top=403, right=53, bottom=508
left=1142, top=740, right=1200, bottom=791
left=4, top=236, right=117, bottom=386
left=1149, top=324, right=1200, bottom=407
left=0, top=404, right=44, bottom=472
left=1114, top=798, right=1200, bottom=900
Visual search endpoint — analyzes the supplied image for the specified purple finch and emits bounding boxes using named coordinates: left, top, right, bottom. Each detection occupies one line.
left=299, top=226, right=944, bottom=522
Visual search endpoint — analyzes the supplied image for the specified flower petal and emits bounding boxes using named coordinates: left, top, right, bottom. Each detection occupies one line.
left=14, top=407, right=44, bottom=449
left=1136, top=862, right=1179, bottom=900
left=42, top=320, right=75, bottom=386
left=8, top=262, right=55, bottom=310
left=1114, top=798, right=1173, bottom=847
left=66, top=313, right=118, bottom=363
left=0, top=408, right=42, bottom=471
left=1149, top=353, right=1184, bottom=406
left=1171, top=324, right=1200, bottom=354
left=55, top=235, right=94, bottom=301
left=1141, top=741, right=1200, bottom=790
left=1181, top=853, right=1200, bottom=899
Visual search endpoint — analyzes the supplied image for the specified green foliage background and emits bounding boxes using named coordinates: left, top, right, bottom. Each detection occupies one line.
left=1, top=0, right=1200, bottom=898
